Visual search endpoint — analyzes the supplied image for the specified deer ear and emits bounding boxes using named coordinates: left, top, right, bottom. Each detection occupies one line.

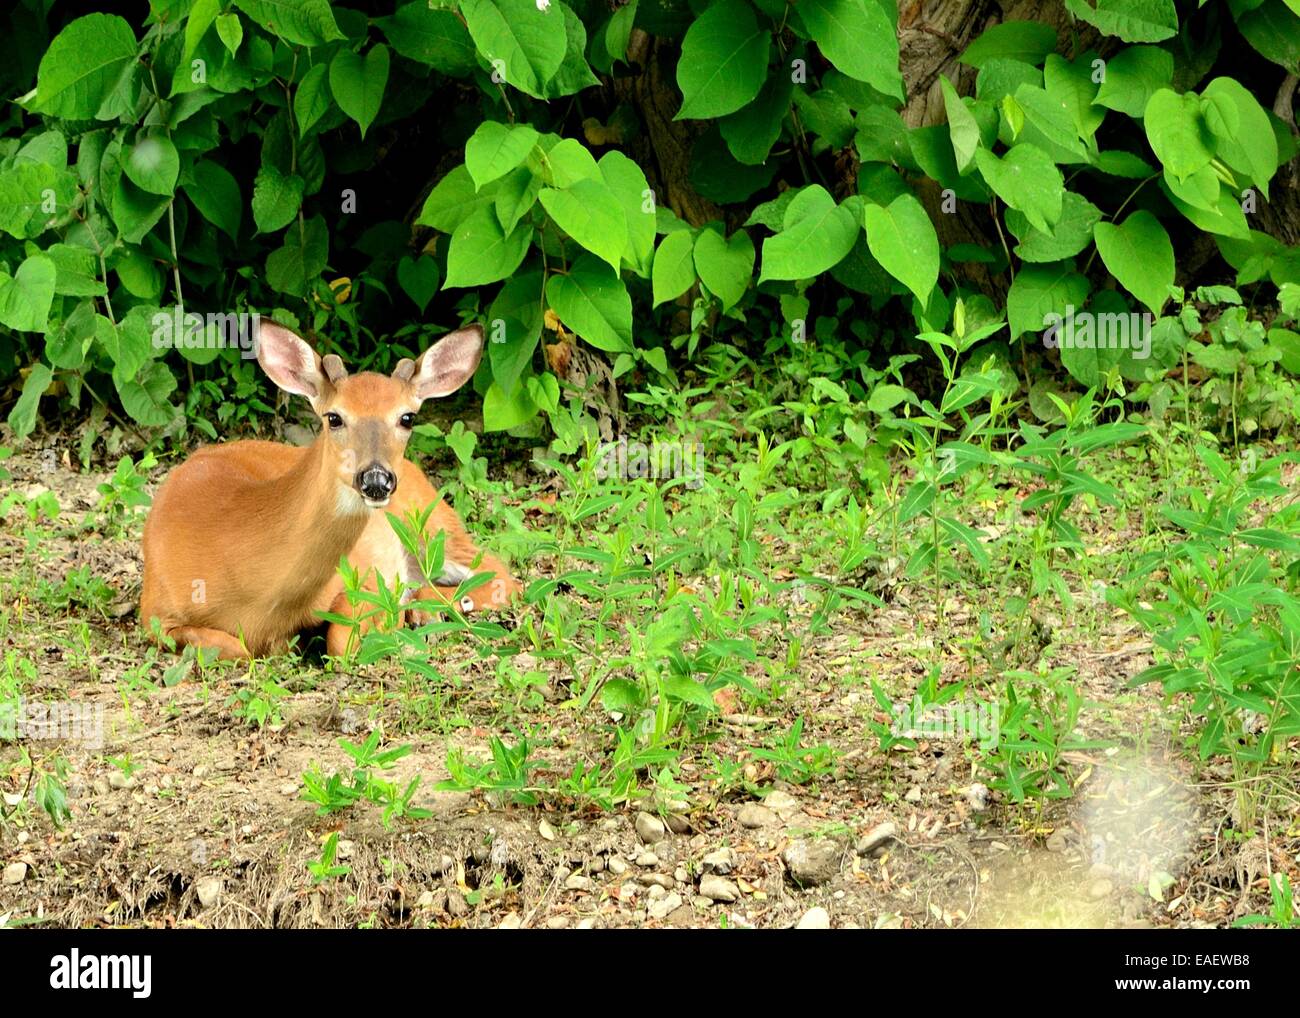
left=255, top=320, right=328, bottom=408
left=411, top=324, right=484, bottom=400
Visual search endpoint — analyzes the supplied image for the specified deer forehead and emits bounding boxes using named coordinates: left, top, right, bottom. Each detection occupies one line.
left=327, top=373, right=415, bottom=417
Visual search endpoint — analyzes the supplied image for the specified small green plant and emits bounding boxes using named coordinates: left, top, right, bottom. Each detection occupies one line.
left=307, top=832, right=352, bottom=884
left=300, top=731, right=432, bottom=829
left=94, top=453, right=155, bottom=533
left=1233, top=873, right=1298, bottom=929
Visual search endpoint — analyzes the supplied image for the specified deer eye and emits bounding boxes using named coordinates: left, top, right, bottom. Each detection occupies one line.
left=398, top=413, right=416, bottom=429
left=325, top=412, right=344, bottom=430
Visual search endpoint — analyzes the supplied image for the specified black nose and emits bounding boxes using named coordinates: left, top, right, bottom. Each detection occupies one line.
left=356, top=464, right=396, bottom=501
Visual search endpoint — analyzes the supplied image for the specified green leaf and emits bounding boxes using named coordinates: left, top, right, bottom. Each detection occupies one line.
left=539, top=178, right=627, bottom=272
left=46, top=245, right=105, bottom=298
left=939, top=76, right=980, bottom=174
left=0, top=163, right=61, bottom=239
left=251, top=167, right=304, bottom=234
left=1094, top=45, right=1173, bottom=117
left=1006, top=190, right=1101, bottom=262
left=215, top=12, right=244, bottom=54
left=693, top=226, right=754, bottom=310
left=377, top=4, right=476, bottom=75
left=758, top=185, right=860, bottom=282
left=798, top=0, right=903, bottom=100
left=1093, top=210, right=1174, bottom=314
left=960, top=20, right=1059, bottom=67
left=397, top=255, right=440, bottom=313
left=1236, top=0, right=1300, bottom=70
left=294, top=64, right=332, bottom=138
left=545, top=255, right=633, bottom=353
left=483, top=379, right=538, bottom=431
left=460, top=0, right=568, bottom=99
left=330, top=45, right=389, bottom=139
left=719, top=75, right=794, bottom=165
left=265, top=215, right=328, bottom=297
left=466, top=121, right=540, bottom=190
left=116, top=360, right=178, bottom=427
left=543, top=2, right=600, bottom=98
left=598, top=151, right=656, bottom=274
left=31, top=14, right=138, bottom=119
left=863, top=192, right=939, bottom=304
left=676, top=0, right=771, bottom=119
left=1202, top=77, right=1278, bottom=197
left=231, top=0, right=343, bottom=47
left=487, top=312, right=540, bottom=396
left=1043, top=54, right=1105, bottom=141
left=976, top=143, right=1063, bottom=232
left=0, top=254, right=57, bottom=332
left=417, top=165, right=498, bottom=233
left=651, top=230, right=697, bottom=307
left=494, top=165, right=542, bottom=233
left=1007, top=263, right=1090, bottom=340
left=1143, top=88, right=1214, bottom=181
left=444, top=205, right=532, bottom=288
left=123, top=136, right=179, bottom=196
left=8, top=362, right=53, bottom=441
left=1065, top=0, right=1178, bottom=43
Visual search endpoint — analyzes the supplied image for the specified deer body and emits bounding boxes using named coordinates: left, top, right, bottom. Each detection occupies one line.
left=140, top=322, right=520, bottom=659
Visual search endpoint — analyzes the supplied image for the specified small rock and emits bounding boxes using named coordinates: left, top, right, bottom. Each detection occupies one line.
left=416, top=890, right=435, bottom=908
left=635, top=812, right=666, bottom=845
left=195, top=876, right=222, bottom=907
left=576, top=917, right=599, bottom=930
left=635, top=851, right=660, bottom=868
left=447, top=890, right=468, bottom=917
left=16, top=831, right=29, bottom=846
left=904, top=785, right=922, bottom=803
left=546, top=915, right=569, bottom=929
left=564, top=874, right=594, bottom=892
left=538, top=819, right=556, bottom=841
left=796, top=907, right=831, bottom=930
left=108, top=771, right=135, bottom=790
left=782, top=838, right=844, bottom=887
left=701, top=847, right=737, bottom=874
left=589, top=856, right=606, bottom=873
left=648, top=884, right=666, bottom=901
left=607, top=857, right=629, bottom=876
left=92, top=777, right=110, bottom=796
left=336, top=839, right=355, bottom=859
left=764, top=790, right=799, bottom=817
left=644, top=873, right=674, bottom=889
left=665, top=814, right=691, bottom=835
left=737, top=803, right=777, bottom=829
left=699, top=874, right=739, bottom=903
left=1088, top=878, right=1114, bottom=900
left=278, top=783, right=296, bottom=796
left=3, top=862, right=28, bottom=885
left=647, top=892, right=683, bottom=921
left=674, top=867, right=689, bottom=883
left=192, top=765, right=209, bottom=780
left=497, top=913, right=522, bottom=929
left=964, top=782, right=990, bottom=812
left=855, top=822, right=898, bottom=857
left=1045, top=828, right=1071, bottom=853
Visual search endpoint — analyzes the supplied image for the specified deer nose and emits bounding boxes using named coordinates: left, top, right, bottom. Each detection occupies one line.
left=356, top=464, right=396, bottom=501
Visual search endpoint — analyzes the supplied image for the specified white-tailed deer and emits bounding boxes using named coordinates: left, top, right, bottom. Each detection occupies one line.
left=140, top=320, right=522, bottom=659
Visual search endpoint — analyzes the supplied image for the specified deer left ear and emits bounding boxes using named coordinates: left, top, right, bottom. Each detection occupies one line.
left=408, top=324, right=484, bottom=400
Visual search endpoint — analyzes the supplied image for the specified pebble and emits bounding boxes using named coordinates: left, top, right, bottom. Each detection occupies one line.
left=635, top=812, right=666, bottom=845
left=1088, top=878, right=1114, bottom=900
left=647, top=892, right=683, bottom=920
left=607, top=857, right=629, bottom=876
left=702, top=847, right=737, bottom=874
left=447, top=890, right=468, bottom=916
left=699, top=874, right=739, bottom=903
left=497, top=913, right=522, bottom=929
left=195, top=876, right=222, bottom=907
left=796, top=907, right=831, bottom=930
left=643, top=873, right=674, bottom=889
left=192, top=765, right=209, bottom=779
left=782, top=838, right=844, bottom=887
left=108, top=771, right=135, bottom=790
left=538, top=820, right=555, bottom=841
left=576, top=917, right=599, bottom=930
left=416, top=890, right=435, bottom=908
left=764, top=790, right=799, bottom=817
left=904, top=785, right=922, bottom=803
left=665, top=814, right=690, bottom=835
left=737, top=803, right=777, bottom=828
left=855, top=822, right=898, bottom=857
left=635, top=851, right=660, bottom=868
left=2, top=862, right=28, bottom=885
left=564, top=874, right=594, bottom=892
left=546, top=915, right=569, bottom=929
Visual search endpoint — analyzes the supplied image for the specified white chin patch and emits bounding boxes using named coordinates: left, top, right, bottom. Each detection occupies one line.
left=336, top=486, right=368, bottom=516
left=363, top=496, right=390, bottom=509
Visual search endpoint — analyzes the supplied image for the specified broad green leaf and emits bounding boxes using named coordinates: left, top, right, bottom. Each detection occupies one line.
left=651, top=230, right=697, bottom=307
left=1094, top=45, right=1172, bottom=117
left=534, top=136, right=601, bottom=187
left=486, top=313, right=539, bottom=396
left=265, top=215, right=328, bottom=297
left=417, top=165, right=498, bottom=233
left=46, top=245, right=105, bottom=298
left=294, top=63, right=332, bottom=138
left=397, top=255, right=440, bottom=313
left=599, top=151, right=656, bottom=273
left=693, top=226, right=754, bottom=310
left=330, top=45, right=389, bottom=139
left=215, top=12, right=243, bottom=54
left=719, top=75, right=793, bottom=165
left=1143, top=88, right=1214, bottom=181
left=975, top=143, right=1063, bottom=232
left=1159, top=177, right=1250, bottom=240
left=31, top=14, right=137, bottom=119
left=483, top=379, right=538, bottom=431
left=444, top=205, right=532, bottom=288
left=758, top=185, right=860, bottom=282
left=231, top=0, right=343, bottom=46
left=1065, top=0, right=1178, bottom=43
left=465, top=121, right=540, bottom=190
left=251, top=167, right=304, bottom=234
left=377, top=5, right=476, bottom=75
left=0, top=254, right=56, bottom=332
left=0, top=163, right=61, bottom=239
left=1043, top=54, right=1105, bottom=141
left=461, top=0, right=568, bottom=99
left=1202, top=77, right=1277, bottom=197
left=494, top=165, right=542, bottom=233
left=116, top=360, right=178, bottom=427
left=1007, top=263, right=1090, bottom=340
left=798, top=0, right=903, bottom=99
left=540, top=177, right=627, bottom=272
left=960, top=20, right=1059, bottom=66
left=545, top=255, right=633, bottom=352
left=863, top=193, right=939, bottom=303
left=543, top=2, right=600, bottom=98
left=1006, top=190, right=1101, bottom=262
left=123, top=136, right=179, bottom=196
left=8, top=362, right=54, bottom=441
left=1093, top=209, right=1174, bottom=314
left=939, top=76, right=980, bottom=174
left=1236, top=0, right=1300, bottom=69
left=676, top=0, right=770, bottom=119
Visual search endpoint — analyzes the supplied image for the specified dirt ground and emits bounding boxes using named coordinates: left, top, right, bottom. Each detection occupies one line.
left=1, top=445, right=1296, bottom=929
